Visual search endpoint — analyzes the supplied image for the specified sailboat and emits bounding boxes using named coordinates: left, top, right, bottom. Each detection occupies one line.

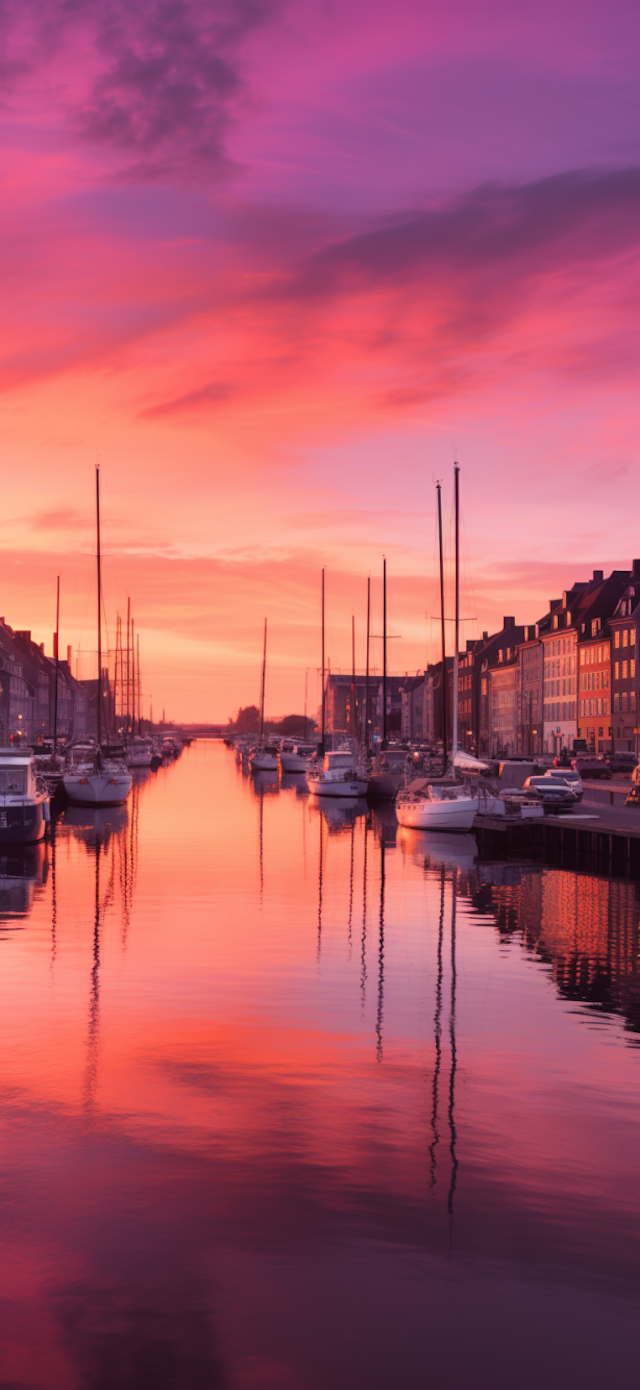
left=63, top=468, right=132, bottom=808
left=396, top=466, right=479, bottom=832
left=250, top=619, right=278, bottom=772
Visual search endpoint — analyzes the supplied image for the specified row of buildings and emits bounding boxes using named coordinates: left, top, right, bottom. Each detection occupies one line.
left=325, top=562, right=640, bottom=758
left=0, top=618, right=89, bottom=744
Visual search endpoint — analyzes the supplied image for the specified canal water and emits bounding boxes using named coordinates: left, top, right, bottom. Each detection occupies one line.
left=1, top=741, right=638, bottom=1389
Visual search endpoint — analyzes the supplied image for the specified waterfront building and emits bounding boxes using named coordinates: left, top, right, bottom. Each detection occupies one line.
left=325, top=673, right=381, bottom=739
left=540, top=570, right=635, bottom=756
left=0, top=621, right=30, bottom=742
left=476, top=619, right=524, bottom=755
left=516, top=627, right=543, bottom=755
left=458, top=641, right=483, bottom=752
left=401, top=674, right=425, bottom=741
left=609, top=573, right=640, bottom=754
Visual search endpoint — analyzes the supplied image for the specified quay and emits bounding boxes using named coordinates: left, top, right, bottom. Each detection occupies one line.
left=474, top=783, right=640, bottom=878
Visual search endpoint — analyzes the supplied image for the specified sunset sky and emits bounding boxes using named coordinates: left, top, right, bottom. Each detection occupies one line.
left=2, top=0, right=639, bottom=720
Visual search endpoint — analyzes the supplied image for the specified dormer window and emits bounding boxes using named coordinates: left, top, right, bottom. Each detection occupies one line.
left=552, top=615, right=558, bottom=629
left=566, top=612, right=572, bottom=625
left=498, top=650, right=503, bottom=663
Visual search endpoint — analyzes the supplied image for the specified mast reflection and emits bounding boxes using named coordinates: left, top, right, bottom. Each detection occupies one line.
left=360, top=815, right=368, bottom=1008
left=83, top=832, right=102, bottom=1114
left=347, top=818, right=355, bottom=950
left=317, top=808, right=323, bottom=961
left=428, top=865, right=445, bottom=1190
left=376, top=832, right=385, bottom=1062
left=448, top=866, right=459, bottom=1222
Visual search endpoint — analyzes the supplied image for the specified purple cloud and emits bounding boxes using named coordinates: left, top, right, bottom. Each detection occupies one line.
left=1, top=0, right=280, bottom=179
left=278, top=168, right=640, bottom=301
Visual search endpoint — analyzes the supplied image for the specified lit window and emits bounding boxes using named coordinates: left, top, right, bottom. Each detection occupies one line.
left=615, top=631, right=620, bottom=648
left=615, top=662, right=619, bottom=681
left=623, top=629, right=629, bottom=647
left=631, top=659, right=636, bottom=679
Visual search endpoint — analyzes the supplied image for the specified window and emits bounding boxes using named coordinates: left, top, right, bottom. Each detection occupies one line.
left=622, top=692, right=628, bottom=712
left=622, top=661, right=628, bottom=680
left=623, top=628, right=629, bottom=647
left=614, top=693, right=620, bottom=712
left=631, top=659, right=636, bottom=679
left=615, top=631, right=620, bottom=648
left=615, top=662, right=619, bottom=681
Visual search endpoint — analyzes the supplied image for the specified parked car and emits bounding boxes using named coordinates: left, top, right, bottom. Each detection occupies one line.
left=571, top=757, right=612, bottom=780
left=523, top=776, right=579, bottom=811
left=544, top=768, right=584, bottom=801
left=609, top=751, right=637, bottom=773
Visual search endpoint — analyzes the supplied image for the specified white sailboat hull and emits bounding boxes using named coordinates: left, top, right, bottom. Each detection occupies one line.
left=63, top=772, right=132, bottom=806
left=307, top=775, right=368, bottom=798
left=279, top=753, right=311, bottom=772
left=396, top=795, right=478, bottom=831
left=250, top=752, right=278, bottom=772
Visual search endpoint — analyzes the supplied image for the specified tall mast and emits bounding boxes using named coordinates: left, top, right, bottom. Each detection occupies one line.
left=53, top=575, right=60, bottom=756
left=126, top=598, right=131, bottom=736
left=131, top=619, right=135, bottom=735
left=365, top=576, right=370, bottom=751
left=137, top=633, right=141, bottom=733
left=114, top=616, right=120, bottom=735
left=320, top=568, right=326, bottom=755
left=382, top=557, right=387, bottom=747
left=96, top=467, right=102, bottom=748
left=436, top=481, right=447, bottom=757
left=260, top=617, right=267, bottom=740
left=351, top=614, right=357, bottom=739
left=452, top=462, right=460, bottom=760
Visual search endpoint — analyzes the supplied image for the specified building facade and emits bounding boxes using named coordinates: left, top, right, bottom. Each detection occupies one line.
left=609, top=585, right=640, bottom=753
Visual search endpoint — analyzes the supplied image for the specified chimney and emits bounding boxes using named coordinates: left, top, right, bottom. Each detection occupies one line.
left=632, top=559, right=640, bottom=580
left=549, top=599, right=560, bottom=611
left=67, top=646, right=72, bottom=666
left=593, top=570, right=603, bottom=584
left=39, top=643, right=44, bottom=653
left=503, top=616, right=515, bottom=630
left=482, top=631, right=488, bottom=642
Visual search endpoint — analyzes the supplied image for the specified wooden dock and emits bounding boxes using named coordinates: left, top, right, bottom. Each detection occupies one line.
left=474, top=795, right=640, bottom=878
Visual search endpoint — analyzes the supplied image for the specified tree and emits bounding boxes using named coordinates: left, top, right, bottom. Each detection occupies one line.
left=233, top=705, right=261, bottom=733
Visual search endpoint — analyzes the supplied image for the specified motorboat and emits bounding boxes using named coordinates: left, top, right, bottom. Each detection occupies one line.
left=476, top=787, right=544, bottom=820
left=0, top=748, right=50, bottom=844
left=395, top=779, right=478, bottom=831
left=307, top=747, right=368, bottom=798
left=250, top=746, right=279, bottom=772
left=63, top=743, right=132, bottom=807
left=367, top=746, right=410, bottom=799
left=279, top=742, right=317, bottom=773
left=125, top=736, right=154, bottom=768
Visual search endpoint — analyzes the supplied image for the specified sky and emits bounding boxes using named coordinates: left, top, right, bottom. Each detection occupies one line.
left=1, top=0, right=639, bottom=721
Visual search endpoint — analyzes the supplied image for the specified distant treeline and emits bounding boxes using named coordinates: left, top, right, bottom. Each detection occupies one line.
left=228, top=706, right=316, bottom=738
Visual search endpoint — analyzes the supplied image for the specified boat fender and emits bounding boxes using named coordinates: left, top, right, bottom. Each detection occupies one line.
left=80, top=778, right=87, bottom=784
left=43, top=800, right=51, bottom=822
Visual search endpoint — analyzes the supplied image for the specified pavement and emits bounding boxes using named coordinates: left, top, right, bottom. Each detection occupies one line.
left=548, top=791, right=640, bottom=834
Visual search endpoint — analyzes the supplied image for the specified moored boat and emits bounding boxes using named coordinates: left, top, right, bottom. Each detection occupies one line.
left=395, top=780, right=478, bottom=831
left=63, top=743, right=131, bottom=807
left=307, top=747, right=368, bottom=798
left=279, top=742, right=317, bottom=773
left=0, top=747, right=49, bottom=844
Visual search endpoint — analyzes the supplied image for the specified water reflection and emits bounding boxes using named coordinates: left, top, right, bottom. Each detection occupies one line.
left=308, top=795, right=367, bottom=832
left=0, top=742, right=637, bottom=1389
left=0, top=842, right=47, bottom=924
